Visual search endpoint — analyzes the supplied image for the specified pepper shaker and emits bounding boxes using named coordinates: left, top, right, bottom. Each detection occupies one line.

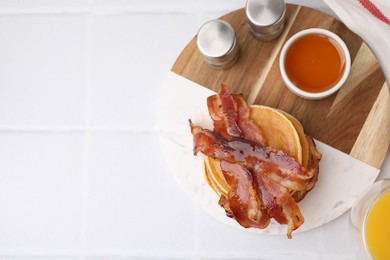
left=245, top=0, right=286, bottom=41
left=196, top=20, right=239, bottom=69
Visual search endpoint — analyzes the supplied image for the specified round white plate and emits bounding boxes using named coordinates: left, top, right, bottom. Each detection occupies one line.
left=158, top=71, right=379, bottom=236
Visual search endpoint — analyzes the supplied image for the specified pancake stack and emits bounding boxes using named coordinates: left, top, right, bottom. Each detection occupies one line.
left=190, top=86, right=322, bottom=238
left=203, top=105, right=321, bottom=206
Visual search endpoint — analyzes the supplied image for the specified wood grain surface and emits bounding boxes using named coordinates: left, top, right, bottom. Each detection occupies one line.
left=172, top=4, right=390, bottom=169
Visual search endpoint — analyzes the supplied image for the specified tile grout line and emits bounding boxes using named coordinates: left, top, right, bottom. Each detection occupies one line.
left=192, top=13, right=202, bottom=258
left=80, top=112, right=90, bottom=260
left=0, top=250, right=81, bottom=257
left=317, top=224, right=326, bottom=258
left=0, top=6, right=238, bottom=15
left=0, top=126, right=158, bottom=133
left=192, top=13, right=203, bottom=257
left=80, top=9, right=93, bottom=260
left=193, top=207, right=201, bottom=259
left=80, top=250, right=198, bottom=258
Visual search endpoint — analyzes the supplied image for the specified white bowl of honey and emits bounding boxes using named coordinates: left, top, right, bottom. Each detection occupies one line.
left=279, top=28, right=351, bottom=100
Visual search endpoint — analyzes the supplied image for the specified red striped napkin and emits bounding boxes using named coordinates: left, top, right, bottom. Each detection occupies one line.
left=324, top=0, right=390, bottom=83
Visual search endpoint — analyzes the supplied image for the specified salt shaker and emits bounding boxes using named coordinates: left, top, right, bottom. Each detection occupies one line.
left=245, top=0, right=286, bottom=41
left=196, top=20, right=239, bottom=69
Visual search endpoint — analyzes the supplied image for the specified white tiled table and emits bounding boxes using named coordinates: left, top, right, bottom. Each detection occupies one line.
left=0, top=0, right=388, bottom=259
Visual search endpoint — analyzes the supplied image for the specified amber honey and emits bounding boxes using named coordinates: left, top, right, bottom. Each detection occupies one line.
left=284, top=33, right=346, bottom=93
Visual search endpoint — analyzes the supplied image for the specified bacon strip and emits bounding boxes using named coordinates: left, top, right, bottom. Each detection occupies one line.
left=207, top=93, right=231, bottom=140
left=253, top=173, right=304, bottom=239
left=190, top=122, right=312, bottom=191
left=207, top=85, right=267, bottom=146
left=218, top=85, right=243, bottom=138
left=219, top=161, right=270, bottom=229
left=233, top=94, right=267, bottom=147
left=253, top=172, right=287, bottom=225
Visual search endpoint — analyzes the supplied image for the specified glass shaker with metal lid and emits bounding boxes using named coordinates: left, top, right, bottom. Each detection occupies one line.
left=245, top=0, right=286, bottom=41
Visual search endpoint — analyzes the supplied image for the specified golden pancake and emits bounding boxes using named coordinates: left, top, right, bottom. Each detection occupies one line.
left=205, top=105, right=306, bottom=197
left=203, top=161, right=223, bottom=197
left=250, top=105, right=302, bottom=164
left=277, top=110, right=310, bottom=169
left=204, top=165, right=225, bottom=197
left=204, top=157, right=229, bottom=197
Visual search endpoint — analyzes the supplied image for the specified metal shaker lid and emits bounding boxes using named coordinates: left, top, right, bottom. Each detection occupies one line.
left=196, top=20, right=239, bottom=69
left=246, top=0, right=286, bottom=41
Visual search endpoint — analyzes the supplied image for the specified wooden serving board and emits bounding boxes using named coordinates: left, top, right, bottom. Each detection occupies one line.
left=172, top=4, right=390, bottom=169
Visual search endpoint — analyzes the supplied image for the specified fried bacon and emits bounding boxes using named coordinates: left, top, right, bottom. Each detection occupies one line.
left=207, top=85, right=267, bottom=146
left=253, top=173, right=304, bottom=238
left=190, top=123, right=312, bottom=192
left=219, top=161, right=270, bottom=229
left=190, top=86, right=318, bottom=238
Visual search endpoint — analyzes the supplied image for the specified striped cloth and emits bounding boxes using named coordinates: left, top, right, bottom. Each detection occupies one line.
left=324, top=0, right=390, bottom=84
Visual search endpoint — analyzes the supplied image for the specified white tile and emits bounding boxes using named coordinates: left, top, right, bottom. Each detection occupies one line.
left=92, top=0, right=197, bottom=10
left=200, top=258, right=316, bottom=260
left=85, top=133, right=194, bottom=252
left=0, top=15, right=86, bottom=127
left=88, top=14, right=198, bottom=128
left=0, top=133, right=83, bottom=250
left=92, top=0, right=242, bottom=13
left=197, top=209, right=321, bottom=258
left=86, top=254, right=190, bottom=260
left=320, top=212, right=361, bottom=258
left=198, top=12, right=236, bottom=29
left=198, top=0, right=244, bottom=11
left=0, top=0, right=88, bottom=9
left=0, top=257, right=78, bottom=260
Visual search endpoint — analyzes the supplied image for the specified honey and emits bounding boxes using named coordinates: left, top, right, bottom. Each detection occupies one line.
left=365, top=190, right=390, bottom=260
left=284, top=33, right=346, bottom=93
